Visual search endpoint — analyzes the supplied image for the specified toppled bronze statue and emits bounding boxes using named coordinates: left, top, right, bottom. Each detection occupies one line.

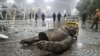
left=20, top=27, right=78, bottom=54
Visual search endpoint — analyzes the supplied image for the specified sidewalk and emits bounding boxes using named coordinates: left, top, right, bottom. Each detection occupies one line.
left=0, top=19, right=100, bottom=56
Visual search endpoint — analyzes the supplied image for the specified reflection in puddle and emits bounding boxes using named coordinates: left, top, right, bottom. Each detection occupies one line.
left=77, top=42, right=83, bottom=48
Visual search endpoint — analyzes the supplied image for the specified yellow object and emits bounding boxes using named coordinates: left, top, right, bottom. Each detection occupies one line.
left=64, top=18, right=79, bottom=37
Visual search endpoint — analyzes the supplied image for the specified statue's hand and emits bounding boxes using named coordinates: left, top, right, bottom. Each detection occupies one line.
left=34, top=41, right=49, bottom=50
left=20, top=37, right=39, bottom=45
left=20, top=39, right=33, bottom=45
left=34, top=40, right=66, bottom=54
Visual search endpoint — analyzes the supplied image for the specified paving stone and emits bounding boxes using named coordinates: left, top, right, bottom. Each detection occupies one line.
left=0, top=19, right=100, bottom=56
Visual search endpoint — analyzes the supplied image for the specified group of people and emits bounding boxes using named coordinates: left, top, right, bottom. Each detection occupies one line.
left=52, top=12, right=62, bottom=23
left=29, top=12, right=45, bottom=23
left=29, top=12, right=62, bottom=23
left=81, top=9, right=100, bottom=32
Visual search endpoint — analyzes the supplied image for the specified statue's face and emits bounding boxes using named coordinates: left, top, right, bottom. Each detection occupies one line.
left=65, top=28, right=77, bottom=37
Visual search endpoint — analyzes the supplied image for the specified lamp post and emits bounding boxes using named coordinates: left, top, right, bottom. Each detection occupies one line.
left=76, top=0, right=80, bottom=3
left=46, top=6, right=51, bottom=10
left=23, top=0, right=34, bottom=20
left=26, top=0, right=35, bottom=4
left=47, top=6, right=52, bottom=13
left=44, top=0, right=54, bottom=3
left=91, top=0, right=93, bottom=3
left=24, top=0, right=35, bottom=25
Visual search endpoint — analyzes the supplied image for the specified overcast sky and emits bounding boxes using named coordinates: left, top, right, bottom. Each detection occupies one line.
left=0, top=0, right=78, bottom=14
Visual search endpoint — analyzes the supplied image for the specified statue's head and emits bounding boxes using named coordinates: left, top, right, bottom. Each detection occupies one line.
left=64, top=27, right=78, bottom=37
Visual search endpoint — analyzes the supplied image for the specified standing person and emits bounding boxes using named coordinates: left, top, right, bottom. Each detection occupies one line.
left=29, top=12, right=32, bottom=19
left=90, top=9, right=100, bottom=32
left=0, top=11, right=3, bottom=20
left=35, top=13, right=38, bottom=23
left=32, top=13, right=34, bottom=19
left=2, top=10, right=7, bottom=20
left=41, top=13, right=45, bottom=23
left=52, top=12, right=56, bottom=23
left=81, top=11, right=87, bottom=25
left=57, top=12, right=61, bottom=22
left=64, top=14, right=66, bottom=18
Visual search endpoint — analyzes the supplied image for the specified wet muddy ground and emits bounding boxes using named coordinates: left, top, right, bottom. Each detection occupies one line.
left=0, top=19, right=100, bottom=56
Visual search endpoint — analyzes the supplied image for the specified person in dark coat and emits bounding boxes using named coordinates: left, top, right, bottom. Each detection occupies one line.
left=29, top=12, right=32, bottom=19
left=64, top=14, right=66, bottom=18
left=52, top=12, right=56, bottom=23
left=0, top=11, right=3, bottom=20
left=81, top=11, right=87, bottom=25
left=57, top=12, right=61, bottom=22
left=41, top=13, right=45, bottom=23
left=32, top=13, right=34, bottom=19
left=2, top=10, right=7, bottom=20
left=35, top=13, right=38, bottom=23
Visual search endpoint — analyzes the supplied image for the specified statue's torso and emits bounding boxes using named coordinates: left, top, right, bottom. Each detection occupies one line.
left=44, top=28, right=69, bottom=41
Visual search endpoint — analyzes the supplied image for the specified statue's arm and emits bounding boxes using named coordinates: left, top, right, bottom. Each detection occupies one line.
left=35, top=36, right=74, bottom=54
left=20, top=36, right=40, bottom=45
